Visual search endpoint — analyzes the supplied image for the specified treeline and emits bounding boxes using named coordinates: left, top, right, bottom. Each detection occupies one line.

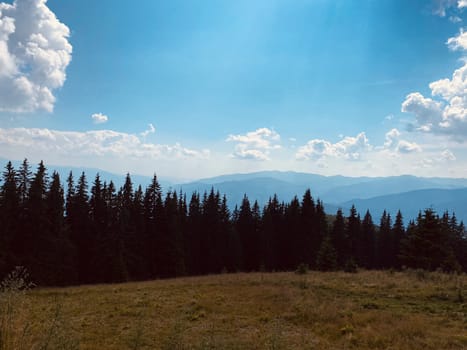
left=0, top=160, right=466, bottom=286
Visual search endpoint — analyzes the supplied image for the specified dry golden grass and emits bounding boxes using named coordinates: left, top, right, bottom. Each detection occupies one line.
left=8, top=270, right=467, bottom=349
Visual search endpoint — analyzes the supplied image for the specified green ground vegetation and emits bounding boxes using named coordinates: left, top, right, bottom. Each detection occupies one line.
left=1, top=270, right=466, bottom=349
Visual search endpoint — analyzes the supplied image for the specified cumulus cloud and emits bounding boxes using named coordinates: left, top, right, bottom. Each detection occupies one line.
left=226, top=128, right=281, bottom=161
left=401, top=29, right=467, bottom=139
left=91, top=113, right=108, bottom=124
left=296, top=132, right=371, bottom=161
left=447, top=29, right=467, bottom=51
left=0, top=127, right=210, bottom=160
left=384, top=128, right=401, bottom=148
left=459, top=0, right=467, bottom=8
left=0, top=0, right=72, bottom=113
left=396, top=140, right=422, bottom=153
left=382, top=128, right=423, bottom=154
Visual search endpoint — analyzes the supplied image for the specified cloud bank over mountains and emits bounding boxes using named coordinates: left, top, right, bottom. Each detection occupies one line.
left=0, top=127, right=210, bottom=161
left=226, top=128, right=281, bottom=161
left=0, top=0, right=72, bottom=113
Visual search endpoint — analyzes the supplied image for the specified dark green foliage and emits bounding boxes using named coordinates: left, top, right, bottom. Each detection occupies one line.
left=295, top=262, right=309, bottom=275
left=316, top=235, right=337, bottom=271
left=399, top=208, right=462, bottom=271
left=345, top=205, right=361, bottom=263
left=331, top=209, right=346, bottom=268
left=0, top=159, right=465, bottom=286
left=344, top=258, right=358, bottom=273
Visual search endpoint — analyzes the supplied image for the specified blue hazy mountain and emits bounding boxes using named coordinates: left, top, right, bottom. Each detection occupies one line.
left=176, top=171, right=467, bottom=221
left=2, top=160, right=466, bottom=222
left=1, top=158, right=173, bottom=190
left=343, top=188, right=467, bottom=224
left=321, top=175, right=467, bottom=203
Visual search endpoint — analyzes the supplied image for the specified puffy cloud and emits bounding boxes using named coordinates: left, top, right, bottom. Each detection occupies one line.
left=401, top=92, right=443, bottom=132
left=384, top=128, right=401, bottom=148
left=401, top=29, right=467, bottom=139
left=0, top=127, right=210, bottom=160
left=296, top=132, right=371, bottom=161
left=0, top=0, right=72, bottom=113
left=396, top=140, right=422, bottom=153
left=91, top=113, right=109, bottom=124
left=447, top=29, right=467, bottom=51
left=226, top=128, right=281, bottom=161
left=459, top=0, right=467, bottom=8
left=383, top=128, right=423, bottom=154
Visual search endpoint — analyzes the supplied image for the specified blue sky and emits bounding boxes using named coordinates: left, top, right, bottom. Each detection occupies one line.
left=1, top=0, right=467, bottom=180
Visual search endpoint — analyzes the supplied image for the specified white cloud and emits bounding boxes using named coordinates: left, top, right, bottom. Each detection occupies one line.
left=0, top=0, right=72, bottom=113
left=447, top=29, right=467, bottom=51
left=384, top=128, right=401, bottom=148
left=459, top=0, right=467, bottom=8
left=91, top=113, right=109, bottom=124
left=449, top=15, right=462, bottom=23
left=0, top=127, right=210, bottom=160
left=296, top=132, right=371, bottom=161
left=401, top=92, right=443, bottom=132
left=140, top=123, right=155, bottom=137
left=396, top=140, right=422, bottom=153
left=401, top=63, right=467, bottom=137
left=383, top=128, right=423, bottom=154
left=400, top=29, right=467, bottom=139
left=433, top=0, right=458, bottom=16
left=226, top=128, right=281, bottom=161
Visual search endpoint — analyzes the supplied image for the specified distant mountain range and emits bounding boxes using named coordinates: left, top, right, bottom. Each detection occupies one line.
left=2, top=159, right=467, bottom=224
left=174, top=171, right=467, bottom=223
left=2, top=159, right=174, bottom=190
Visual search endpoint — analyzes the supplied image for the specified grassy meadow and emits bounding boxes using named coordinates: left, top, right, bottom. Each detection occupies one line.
left=1, top=270, right=466, bottom=349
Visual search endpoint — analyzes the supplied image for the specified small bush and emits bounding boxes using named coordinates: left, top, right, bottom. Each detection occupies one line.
left=295, top=263, right=309, bottom=275
left=344, top=259, right=358, bottom=273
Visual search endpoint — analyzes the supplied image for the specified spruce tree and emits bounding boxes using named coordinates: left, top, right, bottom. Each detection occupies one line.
left=331, top=208, right=346, bottom=268
left=0, top=162, right=19, bottom=276
left=300, top=189, right=316, bottom=267
left=316, top=235, right=338, bottom=271
left=359, top=210, right=376, bottom=269
left=392, top=210, right=405, bottom=269
left=345, top=205, right=361, bottom=266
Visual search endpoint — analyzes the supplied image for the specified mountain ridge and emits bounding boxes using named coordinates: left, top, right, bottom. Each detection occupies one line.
left=2, top=159, right=466, bottom=222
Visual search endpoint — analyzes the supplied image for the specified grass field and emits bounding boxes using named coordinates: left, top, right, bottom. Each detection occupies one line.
left=2, top=270, right=466, bottom=349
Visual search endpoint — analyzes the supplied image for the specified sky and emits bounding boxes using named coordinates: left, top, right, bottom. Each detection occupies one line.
left=1, top=0, right=467, bottom=180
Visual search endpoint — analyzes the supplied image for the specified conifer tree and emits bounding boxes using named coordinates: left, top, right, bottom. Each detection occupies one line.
left=359, top=210, right=376, bottom=269
left=316, top=235, right=338, bottom=271
left=0, top=162, right=19, bottom=276
left=378, top=210, right=392, bottom=268
left=300, top=189, right=316, bottom=267
left=237, top=195, right=257, bottom=271
left=187, top=192, right=202, bottom=275
left=282, top=196, right=300, bottom=269
left=17, top=158, right=32, bottom=205
left=345, top=205, right=361, bottom=265
left=392, top=210, right=405, bottom=268
left=331, top=208, right=346, bottom=268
